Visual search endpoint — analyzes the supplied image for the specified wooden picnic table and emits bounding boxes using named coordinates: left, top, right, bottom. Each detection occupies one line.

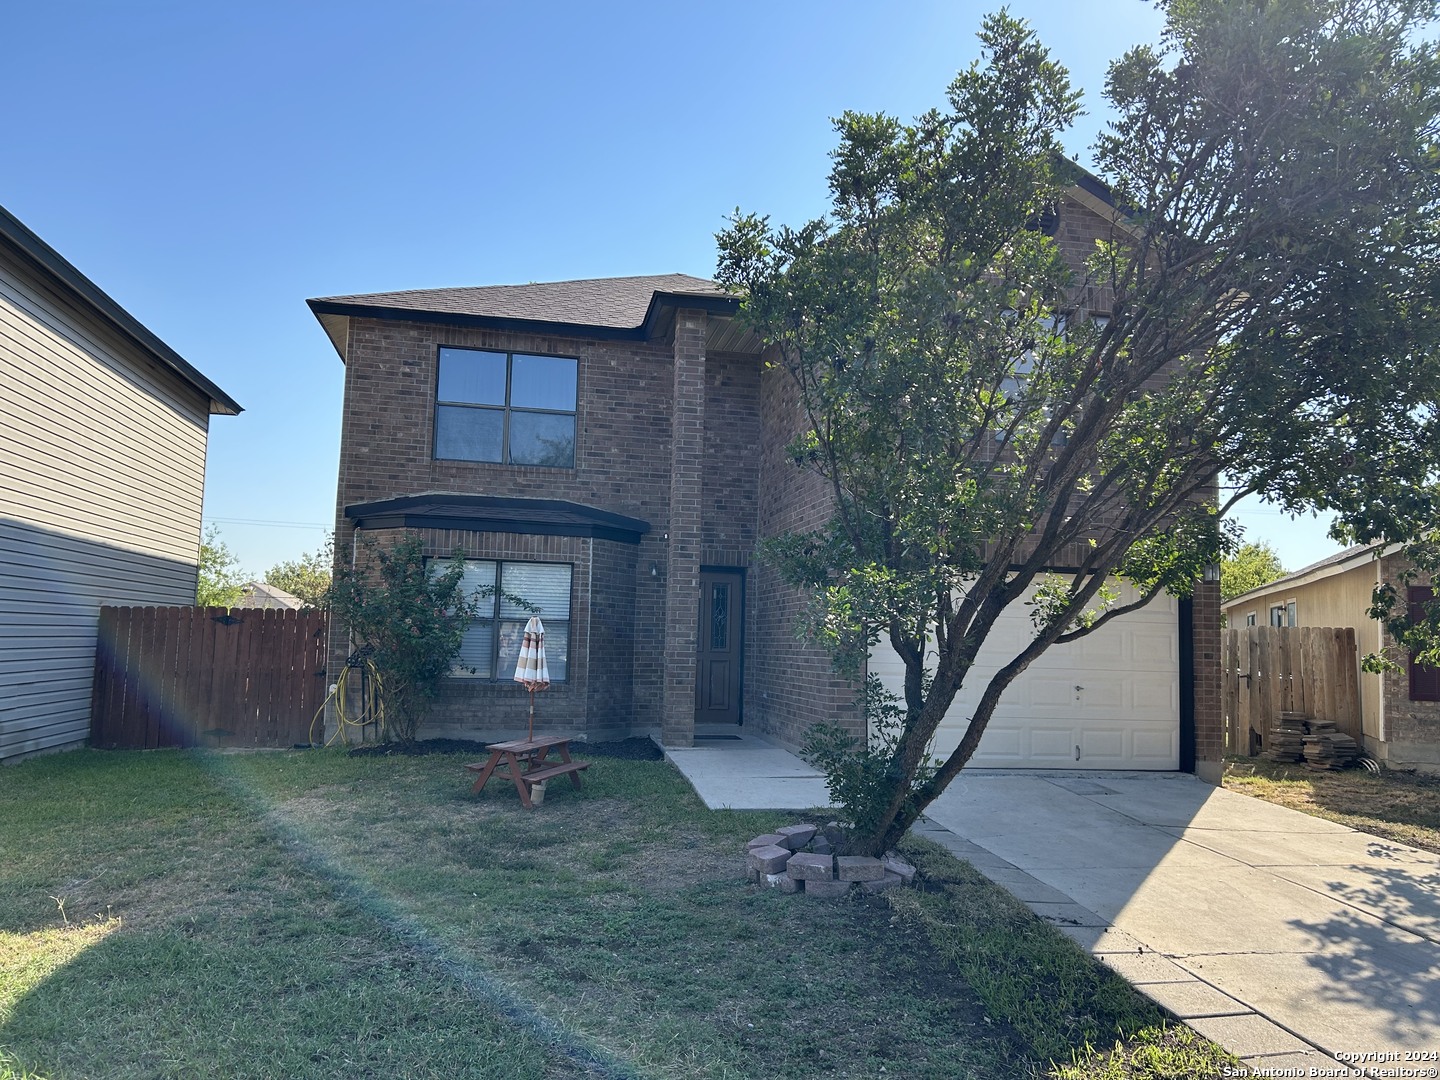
left=465, top=734, right=589, bottom=808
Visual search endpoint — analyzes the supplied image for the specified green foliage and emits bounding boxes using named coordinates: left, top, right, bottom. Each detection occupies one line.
left=801, top=676, right=940, bottom=846
left=264, top=536, right=334, bottom=609
left=196, top=525, right=246, bottom=608
left=1364, top=538, right=1440, bottom=673
left=1219, top=541, right=1287, bottom=603
left=717, top=3, right=1440, bottom=855
left=327, top=534, right=484, bottom=744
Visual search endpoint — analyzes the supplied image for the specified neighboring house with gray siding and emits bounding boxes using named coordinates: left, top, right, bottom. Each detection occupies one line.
left=0, top=203, right=240, bottom=762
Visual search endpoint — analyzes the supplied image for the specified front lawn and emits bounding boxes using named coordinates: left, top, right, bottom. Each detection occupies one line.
left=1223, top=757, right=1440, bottom=855
left=1, top=748, right=1232, bottom=1079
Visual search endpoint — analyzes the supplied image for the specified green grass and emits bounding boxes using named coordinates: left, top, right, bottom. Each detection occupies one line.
left=1, top=748, right=1235, bottom=1078
left=1224, top=756, right=1440, bottom=855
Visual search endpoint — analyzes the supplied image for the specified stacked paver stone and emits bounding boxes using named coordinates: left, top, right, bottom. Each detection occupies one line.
left=745, top=822, right=917, bottom=897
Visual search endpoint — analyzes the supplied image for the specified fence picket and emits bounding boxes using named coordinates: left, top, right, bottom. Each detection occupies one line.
left=1222, top=624, right=1363, bottom=753
left=89, top=606, right=328, bottom=749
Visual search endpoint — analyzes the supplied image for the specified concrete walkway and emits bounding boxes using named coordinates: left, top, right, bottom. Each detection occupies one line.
left=667, top=738, right=1440, bottom=1076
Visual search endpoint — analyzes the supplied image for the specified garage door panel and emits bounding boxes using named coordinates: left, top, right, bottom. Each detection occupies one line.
left=1134, top=634, right=1178, bottom=664
left=1133, top=728, right=1178, bottom=762
left=972, top=726, right=1023, bottom=760
left=1079, top=681, right=1125, bottom=711
left=869, top=579, right=1181, bottom=770
left=1027, top=727, right=1078, bottom=762
left=1028, top=676, right=1078, bottom=708
left=1081, top=728, right=1125, bottom=760
left=1130, top=673, right=1177, bottom=709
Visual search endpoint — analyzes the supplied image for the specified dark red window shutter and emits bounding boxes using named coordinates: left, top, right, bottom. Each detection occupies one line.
left=1408, top=586, right=1440, bottom=702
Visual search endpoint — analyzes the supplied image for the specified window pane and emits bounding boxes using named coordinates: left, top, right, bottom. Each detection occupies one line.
left=457, top=560, right=498, bottom=613
left=438, top=348, right=506, bottom=405
left=508, top=411, right=575, bottom=467
left=711, top=584, right=729, bottom=649
left=455, top=621, right=495, bottom=678
left=500, top=563, right=571, bottom=619
left=435, top=405, right=503, bottom=461
left=499, top=618, right=567, bottom=682
left=510, top=354, right=577, bottom=411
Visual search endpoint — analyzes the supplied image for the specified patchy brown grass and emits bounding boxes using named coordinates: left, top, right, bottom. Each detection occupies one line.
left=1223, top=758, right=1440, bottom=854
left=1, top=748, right=1234, bottom=1079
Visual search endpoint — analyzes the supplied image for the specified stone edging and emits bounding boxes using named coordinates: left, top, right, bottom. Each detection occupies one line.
left=744, top=822, right=917, bottom=897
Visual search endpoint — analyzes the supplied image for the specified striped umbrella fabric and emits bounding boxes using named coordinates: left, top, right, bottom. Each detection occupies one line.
left=513, top=616, right=550, bottom=692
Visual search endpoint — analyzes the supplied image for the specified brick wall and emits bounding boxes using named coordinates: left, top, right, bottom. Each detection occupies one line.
left=1191, top=578, right=1224, bottom=780
left=661, top=309, right=707, bottom=746
left=1378, top=556, right=1440, bottom=770
left=587, top=538, right=638, bottom=740
left=751, top=352, right=862, bottom=750
left=330, top=316, right=677, bottom=739
left=1055, top=193, right=1119, bottom=314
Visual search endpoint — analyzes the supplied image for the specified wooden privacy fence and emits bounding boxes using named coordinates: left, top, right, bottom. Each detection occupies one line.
left=1222, top=625, right=1362, bottom=755
left=91, top=606, right=329, bottom=749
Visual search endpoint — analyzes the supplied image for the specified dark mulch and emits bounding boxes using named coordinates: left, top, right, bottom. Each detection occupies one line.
left=346, top=736, right=664, bottom=761
left=572, top=737, right=664, bottom=760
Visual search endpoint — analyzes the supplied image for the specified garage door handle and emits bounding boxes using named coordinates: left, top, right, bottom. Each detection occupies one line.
left=1075, top=744, right=1081, bottom=761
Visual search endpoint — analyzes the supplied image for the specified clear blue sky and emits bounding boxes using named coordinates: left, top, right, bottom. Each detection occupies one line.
left=1, top=0, right=1339, bottom=578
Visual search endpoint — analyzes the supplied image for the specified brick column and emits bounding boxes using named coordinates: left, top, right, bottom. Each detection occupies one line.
left=1192, top=578, right=1224, bottom=782
left=662, top=309, right=706, bottom=746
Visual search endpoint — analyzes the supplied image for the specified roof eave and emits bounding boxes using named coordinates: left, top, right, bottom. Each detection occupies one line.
left=0, top=204, right=242, bottom=416
left=307, top=289, right=743, bottom=361
left=1222, top=542, right=1400, bottom=609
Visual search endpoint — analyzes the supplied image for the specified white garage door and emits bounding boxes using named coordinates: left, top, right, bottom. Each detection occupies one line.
left=868, top=581, right=1180, bottom=769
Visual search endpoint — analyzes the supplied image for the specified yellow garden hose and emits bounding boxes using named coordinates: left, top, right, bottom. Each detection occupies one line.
left=309, top=659, right=386, bottom=747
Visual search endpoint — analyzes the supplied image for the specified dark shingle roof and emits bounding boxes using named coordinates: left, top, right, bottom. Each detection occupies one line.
left=346, top=494, right=651, bottom=545
left=1284, top=542, right=1377, bottom=580
left=310, top=273, right=729, bottom=331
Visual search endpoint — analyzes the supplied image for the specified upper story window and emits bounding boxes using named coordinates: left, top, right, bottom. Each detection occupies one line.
left=434, top=347, right=577, bottom=467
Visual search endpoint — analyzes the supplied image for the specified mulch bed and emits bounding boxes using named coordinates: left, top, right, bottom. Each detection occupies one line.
left=346, top=736, right=664, bottom=761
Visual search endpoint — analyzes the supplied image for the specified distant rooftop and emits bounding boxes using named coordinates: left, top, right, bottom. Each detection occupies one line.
left=236, top=581, right=306, bottom=610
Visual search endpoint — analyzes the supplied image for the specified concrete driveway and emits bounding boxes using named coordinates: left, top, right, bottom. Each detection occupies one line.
left=922, top=772, right=1440, bottom=1075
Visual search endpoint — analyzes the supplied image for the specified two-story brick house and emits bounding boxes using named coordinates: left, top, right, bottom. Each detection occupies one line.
left=311, top=187, right=1223, bottom=776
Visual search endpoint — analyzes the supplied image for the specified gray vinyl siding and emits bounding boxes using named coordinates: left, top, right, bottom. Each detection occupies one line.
left=0, top=251, right=211, bottom=761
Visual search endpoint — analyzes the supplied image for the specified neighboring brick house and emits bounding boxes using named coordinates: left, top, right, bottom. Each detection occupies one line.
left=1224, top=544, right=1439, bottom=772
left=310, top=187, right=1223, bottom=777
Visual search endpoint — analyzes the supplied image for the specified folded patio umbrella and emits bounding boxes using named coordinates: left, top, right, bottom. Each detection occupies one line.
left=513, top=615, right=549, bottom=741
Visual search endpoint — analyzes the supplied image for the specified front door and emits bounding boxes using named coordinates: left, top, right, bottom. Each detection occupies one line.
left=695, top=568, right=743, bottom=725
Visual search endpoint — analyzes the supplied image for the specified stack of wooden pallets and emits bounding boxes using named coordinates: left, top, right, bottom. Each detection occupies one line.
left=1302, top=721, right=1362, bottom=770
left=1263, top=712, right=1309, bottom=763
